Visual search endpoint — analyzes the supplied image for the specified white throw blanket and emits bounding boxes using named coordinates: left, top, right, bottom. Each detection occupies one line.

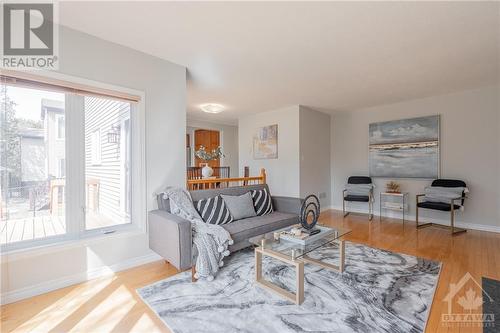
left=162, top=187, right=233, bottom=281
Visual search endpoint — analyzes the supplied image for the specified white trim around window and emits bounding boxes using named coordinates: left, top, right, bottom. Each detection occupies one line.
left=1, top=71, right=146, bottom=254
left=90, top=128, right=102, bottom=165
left=55, top=114, right=65, bottom=140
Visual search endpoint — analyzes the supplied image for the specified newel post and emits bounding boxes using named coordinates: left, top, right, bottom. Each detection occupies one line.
left=260, top=168, right=266, bottom=184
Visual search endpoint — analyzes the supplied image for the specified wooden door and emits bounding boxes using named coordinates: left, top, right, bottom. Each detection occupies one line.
left=194, top=129, right=220, bottom=168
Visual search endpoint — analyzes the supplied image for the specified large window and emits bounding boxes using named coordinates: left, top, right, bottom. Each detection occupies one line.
left=1, top=74, right=142, bottom=251
left=0, top=86, right=66, bottom=245
left=85, top=97, right=131, bottom=230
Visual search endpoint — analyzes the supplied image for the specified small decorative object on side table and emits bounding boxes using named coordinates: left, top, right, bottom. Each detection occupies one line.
left=380, top=191, right=409, bottom=223
left=385, top=181, right=401, bottom=194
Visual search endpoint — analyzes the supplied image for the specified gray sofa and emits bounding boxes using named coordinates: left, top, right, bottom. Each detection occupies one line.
left=148, top=184, right=302, bottom=271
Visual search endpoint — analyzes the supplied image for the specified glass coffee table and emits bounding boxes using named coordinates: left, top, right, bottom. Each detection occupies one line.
left=249, top=225, right=351, bottom=305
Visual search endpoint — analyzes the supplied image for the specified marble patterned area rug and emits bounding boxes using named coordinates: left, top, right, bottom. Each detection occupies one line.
left=137, top=242, right=441, bottom=333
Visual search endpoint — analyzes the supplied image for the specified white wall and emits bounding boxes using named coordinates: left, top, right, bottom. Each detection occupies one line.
left=1, top=26, right=186, bottom=303
left=331, top=86, right=500, bottom=231
left=239, top=106, right=301, bottom=197
left=187, top=119, right=239, bottom=176
left=299, top=106, right=331, bottom=208
left=498, top=92, right=500, bottom=223
left=238, top=105, right=332, bottom=204
left=57, top=27, right=187, bottom=206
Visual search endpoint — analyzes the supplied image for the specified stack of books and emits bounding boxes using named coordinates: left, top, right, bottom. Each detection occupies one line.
left=279, top=225, right=335, bottom=245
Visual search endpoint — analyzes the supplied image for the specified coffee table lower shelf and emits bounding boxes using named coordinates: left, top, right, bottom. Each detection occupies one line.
left=254, top=239, right=345, bottom=305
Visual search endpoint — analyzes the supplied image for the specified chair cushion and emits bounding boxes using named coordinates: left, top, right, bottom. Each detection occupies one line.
left=431, top=179, right=466, bottom=188
left=348, top=176, right=372, bottom=184
left=250, top=188, right=274, bottom=216
left=344, top=195, right=370, bottom=202
left=222, top=212, right=298, bottom=244
left=417, top=201, right=461, bottom=211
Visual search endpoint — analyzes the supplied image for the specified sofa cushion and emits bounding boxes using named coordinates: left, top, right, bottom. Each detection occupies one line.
left=222, top=212, right=298, bottom=244
left=190, top=184, right=270, bottom=202
left=251, top=188, right=274, bottom=216
left=220, top=192, right=257, bottom=220
left=195, top=195, right=233, bottom=225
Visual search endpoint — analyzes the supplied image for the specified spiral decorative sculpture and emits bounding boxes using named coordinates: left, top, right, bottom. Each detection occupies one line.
left=300, top=194, right=321, bottom=230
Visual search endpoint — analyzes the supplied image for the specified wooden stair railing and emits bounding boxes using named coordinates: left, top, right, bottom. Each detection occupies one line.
left=187, top=168, right=266, bottom=191
left=243, top=166, right=249, bottom=186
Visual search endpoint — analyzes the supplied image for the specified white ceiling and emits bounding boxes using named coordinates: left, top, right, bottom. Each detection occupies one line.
left=59, top=1, right=499, bottom=124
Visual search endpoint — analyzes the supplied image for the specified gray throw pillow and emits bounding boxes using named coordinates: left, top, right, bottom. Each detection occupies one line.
left=424, top=186, right=465, bottom=204
left=346, top=183, right=373, bottom=196
left=221, top=192, right=257, bottom=220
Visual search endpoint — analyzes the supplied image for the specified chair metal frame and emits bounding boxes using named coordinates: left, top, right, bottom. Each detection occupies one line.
left=416, top=194, right=467, bottom=235
left=342, top=177, right=374, bottom=221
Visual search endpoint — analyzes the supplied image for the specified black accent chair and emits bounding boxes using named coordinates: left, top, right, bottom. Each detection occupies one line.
left=416, top=179, right=467, bottom=235
left=343, top=176, right=374, bottom=221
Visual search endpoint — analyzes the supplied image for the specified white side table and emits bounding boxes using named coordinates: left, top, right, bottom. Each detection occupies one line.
left=379, top=192, right=409, bottom=223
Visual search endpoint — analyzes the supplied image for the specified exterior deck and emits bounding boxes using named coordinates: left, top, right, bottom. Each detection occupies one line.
left=0, top=212, right=117, bottom=245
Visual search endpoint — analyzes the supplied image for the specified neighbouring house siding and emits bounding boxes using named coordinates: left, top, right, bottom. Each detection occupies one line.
left=20, top=131, right=46, bottom=182
left=42, top=101, right=65, bottom=179
left=84, top=97, right=130, bottom=223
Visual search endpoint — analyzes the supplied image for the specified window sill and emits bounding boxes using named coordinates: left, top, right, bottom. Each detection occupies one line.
left=1, top=226, right=146, bottom=263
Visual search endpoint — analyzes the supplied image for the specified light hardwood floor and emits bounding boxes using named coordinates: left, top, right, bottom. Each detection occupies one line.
left=1, top=210, right=499, bottom=333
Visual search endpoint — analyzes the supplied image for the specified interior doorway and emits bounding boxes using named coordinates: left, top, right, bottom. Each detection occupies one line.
left=194, top=129, right=220, bottom=168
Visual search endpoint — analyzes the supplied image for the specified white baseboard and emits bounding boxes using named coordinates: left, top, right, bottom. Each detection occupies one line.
left=0, top=252, right=162, bottom=305
left=326, top=206, right=500, bottom=233
left=320, top=205, right=333, bottom=213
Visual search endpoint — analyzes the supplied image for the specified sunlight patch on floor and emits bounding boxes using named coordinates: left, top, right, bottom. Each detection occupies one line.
left=72, top=285, right=137, bottom=332
left=130, top=313, right=165, bottom=333
left=9, top=277, right=116, bottom=333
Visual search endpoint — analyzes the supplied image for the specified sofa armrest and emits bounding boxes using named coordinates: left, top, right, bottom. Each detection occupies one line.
left=148, top=210, right=192, bottom=271
left=272, top=196, right=303, bottom=215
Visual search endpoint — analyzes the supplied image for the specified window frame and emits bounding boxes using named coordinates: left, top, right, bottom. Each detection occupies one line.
left=83, top=98, right=133, bottom=234
left=1, top=71, right=146, bottom=253
left=58, top=158, right=65, bottom=178
left=90, top=128, right=102, bottom=165
left=55, top=114, right=65, bottom=140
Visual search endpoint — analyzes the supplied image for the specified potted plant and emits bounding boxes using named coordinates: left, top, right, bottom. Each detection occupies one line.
left=195, top=146, right=225, bottom=178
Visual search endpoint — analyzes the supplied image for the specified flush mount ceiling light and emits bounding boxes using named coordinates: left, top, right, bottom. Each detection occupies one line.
left=200, top=103, right=224, bottom=114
